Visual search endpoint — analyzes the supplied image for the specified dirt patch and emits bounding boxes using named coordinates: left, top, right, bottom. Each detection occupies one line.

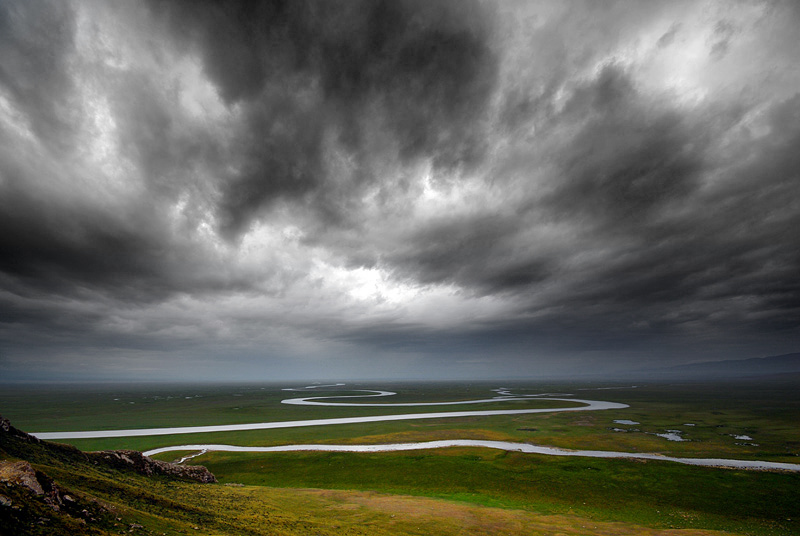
left=570, top=417, right=596, bottom=427
left=298, top=488, right=730, bottom=536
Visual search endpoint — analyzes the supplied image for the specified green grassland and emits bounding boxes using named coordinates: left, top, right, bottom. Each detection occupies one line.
left=2, top=378, right=799, bottom=535
left=8, top=417, right=699, bottom=536
left=4, top=379, right=795, bottom=463
left=186, top=448, right=800, bottom=535
left=0, top=382, right=574, bottom=433
left=1, top=451, right=740, bottom=536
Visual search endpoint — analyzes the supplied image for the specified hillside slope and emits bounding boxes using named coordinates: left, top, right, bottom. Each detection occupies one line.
left=0, top=415, right=218, bottom=535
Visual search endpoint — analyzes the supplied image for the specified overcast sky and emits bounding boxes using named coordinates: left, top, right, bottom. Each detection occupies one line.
left=1, top=0, right=798, bottom=382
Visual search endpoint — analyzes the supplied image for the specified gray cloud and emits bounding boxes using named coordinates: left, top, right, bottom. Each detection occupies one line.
left=1, top=0, right=799, bottom=381
left=145, top=0, right=497, bottom=237
left=0, top=0, right=78, bottom=153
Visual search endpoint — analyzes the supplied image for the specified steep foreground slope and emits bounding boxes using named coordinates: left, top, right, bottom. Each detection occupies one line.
left=0, top=415, right=750, bottom=536
left=0, top=414, right=219, bottom=535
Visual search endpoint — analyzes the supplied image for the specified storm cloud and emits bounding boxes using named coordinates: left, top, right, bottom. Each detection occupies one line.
left=1, top=0, right=798, bottom=381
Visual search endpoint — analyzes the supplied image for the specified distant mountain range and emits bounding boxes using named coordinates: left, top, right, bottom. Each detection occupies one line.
left=631, top=352, right=800, bottom=380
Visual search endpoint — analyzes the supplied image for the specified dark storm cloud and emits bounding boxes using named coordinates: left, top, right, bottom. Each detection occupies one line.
left=372, top=10, right=800, bottom=358
left=0, top=1, right=165, bottom=299
left=547, top=64, right=704, bottom=227
left=385, top=64, right=709, bottom=294
left=387, top=214, right=530, bottom=287
left=148, top=0, right=496, bottom=237
left=0, top=0, right=77, bottom=153
left=0, top=128, right=229, bottom=303
left=532, top=76, right=800, bottom=341
left=110, top=71, right=209, bottom=198
left=0, top=185, right=164, bottom=295
left=1, top=0, right=799, bottom=380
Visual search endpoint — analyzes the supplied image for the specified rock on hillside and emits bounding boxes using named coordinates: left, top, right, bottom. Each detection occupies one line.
left=88, top=450, right=216, bottom=483
left=1, top=414, right=217, bottom=535
left=0, top=414, right=215, bottom=484
left=0, top=459, right=86, bottom=515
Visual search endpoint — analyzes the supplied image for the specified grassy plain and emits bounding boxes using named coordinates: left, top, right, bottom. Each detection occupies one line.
left=2, top=378, right=799, bottom=535
left=4, top=379, right=797, bottom=462
left=0, top=382, right=573, bottom=433
left=191, top=448, right=800, bottom=535
left=10, top=416, right=730, bottom=536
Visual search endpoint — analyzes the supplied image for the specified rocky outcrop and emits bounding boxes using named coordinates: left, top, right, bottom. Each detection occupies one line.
left=1, top=414, right=216, bottom=484
left=0, top=415, right=216, bottom=534
left=0, top=460, right=77, bottom=512
left=0, top=460, right=45, bottom=496
left=88, top=450, right=217, bottom=483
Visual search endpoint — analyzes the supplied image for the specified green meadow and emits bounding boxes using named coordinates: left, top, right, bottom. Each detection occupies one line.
left=0, top=382, right=573, bottom=433
left=2, top=378, right=799, bottom=535
left=193, top=448, right=800, bottom=535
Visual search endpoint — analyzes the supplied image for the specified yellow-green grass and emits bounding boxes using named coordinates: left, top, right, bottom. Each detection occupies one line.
left=7, top=463, right=739, bottom=535
left=179, top=447, right=800, bottom=536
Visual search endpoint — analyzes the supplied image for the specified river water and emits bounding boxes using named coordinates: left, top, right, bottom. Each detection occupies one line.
left=32, top=398, right=627, bottom=440
left=143, top=439, right=800, bottom=472
left=31, top=386, right=800, bottom=472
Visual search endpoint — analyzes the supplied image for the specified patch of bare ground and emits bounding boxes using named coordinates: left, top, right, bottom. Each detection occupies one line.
left=569, top=416, right=597, bottom=427
left=300, top=488, right=730, bottom=536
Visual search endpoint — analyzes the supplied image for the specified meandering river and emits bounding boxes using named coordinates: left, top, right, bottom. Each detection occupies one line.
left=142, top=440, right=800, bottom=472
left=32, top=394, right=625, bottom=439
left=31, top=386, right=800, bottom=472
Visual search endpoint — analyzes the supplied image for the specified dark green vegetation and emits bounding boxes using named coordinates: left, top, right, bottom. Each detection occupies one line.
left=2, top=378, right=799, bottom=535
left=1, top=414, right=736, bottom=536
left=0, top=382, right=572, bottom=434
left=4, top=379, right=796, bottom=463
left=196, top=447, right=800, bottom=535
